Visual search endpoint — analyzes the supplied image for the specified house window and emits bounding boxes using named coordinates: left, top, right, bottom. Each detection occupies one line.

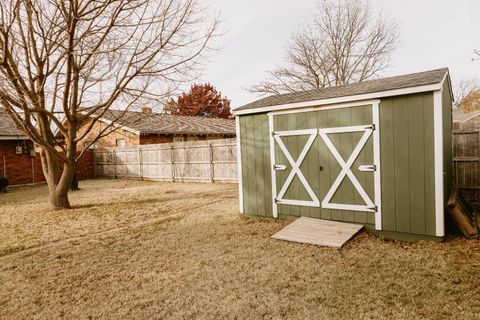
left=116, top=138, right=126, bottom=147
left=173, top=136, right=184, bottom=143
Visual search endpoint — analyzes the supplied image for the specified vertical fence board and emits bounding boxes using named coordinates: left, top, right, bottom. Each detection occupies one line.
left=94, top=139, right=238, bottom=182
left=453, top=123, right=480, bottom=190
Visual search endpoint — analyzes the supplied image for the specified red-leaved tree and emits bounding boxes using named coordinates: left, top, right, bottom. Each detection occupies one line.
left=168, top=84, right=232, bottom=119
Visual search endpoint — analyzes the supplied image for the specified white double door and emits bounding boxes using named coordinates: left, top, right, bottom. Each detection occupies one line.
left=269, top=105, right=381, bottom=229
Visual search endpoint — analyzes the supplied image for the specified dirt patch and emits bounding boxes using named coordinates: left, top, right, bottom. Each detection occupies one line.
left=1, top=180, right=480, bottom=319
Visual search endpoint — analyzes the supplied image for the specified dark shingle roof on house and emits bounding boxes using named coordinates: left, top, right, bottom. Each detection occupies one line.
left=453, top=109, right=480, bottom=123
left=236, top=68, right=449, bottom=112
left=0, top=106, right=27, bottom=138
left=100, top=109, right=236, bottom=136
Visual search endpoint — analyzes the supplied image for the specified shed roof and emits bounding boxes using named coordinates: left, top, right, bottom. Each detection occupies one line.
left=0, top=107, right=27, bottom=139
left=98, top=109, right=236, bottom=136
left=235, top=68, right=449, bottom=113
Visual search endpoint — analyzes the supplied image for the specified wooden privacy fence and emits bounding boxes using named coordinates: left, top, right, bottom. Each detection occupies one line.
left=94, top=138, right=237, bottom=182
left=94, top=129, right=478, bottom=188
left=453, top=123, right=480, bottom=189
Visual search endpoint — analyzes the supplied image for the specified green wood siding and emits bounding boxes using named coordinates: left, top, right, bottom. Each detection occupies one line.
left=442, top=80, right=453, bottom=201
left=239, top=91, right=440, bottom=238
left=239, top=114, right=272, bottom=216
left=379, top=93, right=436, bottom=236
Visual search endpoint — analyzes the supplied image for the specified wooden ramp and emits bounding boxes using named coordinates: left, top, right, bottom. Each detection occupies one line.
left=272, top=217, right=363, bottom=248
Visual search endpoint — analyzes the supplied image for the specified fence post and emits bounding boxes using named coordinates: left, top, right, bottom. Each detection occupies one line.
left=209, top=143, right=214, bottom=182
left=138, top=147, right=143, bottom=180
left=170, top=145, right=175, bottom=182
left=112, top=150, right=117, bottom=179
left=478, top=125, right=480, bottom=188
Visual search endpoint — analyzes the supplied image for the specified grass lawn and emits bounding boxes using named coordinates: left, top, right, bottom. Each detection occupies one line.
left=1, top=179, right=479, bottom=319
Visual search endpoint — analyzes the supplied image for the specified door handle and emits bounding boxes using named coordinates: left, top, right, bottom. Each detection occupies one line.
left=273, top=164, right=287, bottom=171
left=358, top=164, right=376, bottom=172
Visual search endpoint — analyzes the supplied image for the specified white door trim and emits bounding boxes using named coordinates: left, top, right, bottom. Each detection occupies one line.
left=319, top=126, right=375, bottom=212
left=235, top=116, right=244, bottom=213
left=268, top=115, right=278, bottom=218
left=372, top=101, right=382, bottom=230
left=269, top=101, right=382, bottom=229
left=273, top=129, right=320, bottom=207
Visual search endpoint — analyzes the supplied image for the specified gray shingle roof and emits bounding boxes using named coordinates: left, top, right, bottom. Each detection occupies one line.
left=453, top=109, right=480, bottom=123
left=100, top=110, right=236, bottom=136
left=0, top=106, right=26, bottom=138
left=236, top=68, right=449, bottom=112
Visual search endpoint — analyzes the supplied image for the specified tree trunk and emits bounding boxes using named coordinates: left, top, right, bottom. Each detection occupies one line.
left=70, top=169, right=79, bottom=191
left=49, top=188, right=72, bottom=209
left=39, top=147, right=76, bottom=210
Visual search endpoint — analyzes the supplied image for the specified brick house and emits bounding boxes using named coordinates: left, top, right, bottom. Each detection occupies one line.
left=78, top=107, right=236, bottom=149
left=0, top=107, right=94, bottom=186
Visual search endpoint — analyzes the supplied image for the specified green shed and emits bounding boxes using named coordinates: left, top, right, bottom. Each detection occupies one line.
left=233, top=68, right=453, bottom=241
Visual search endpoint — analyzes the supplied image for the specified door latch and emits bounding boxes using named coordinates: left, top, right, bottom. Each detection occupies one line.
left=358, top=164, right=376, bottom=172
left=273, top=164, right=287, bottom=171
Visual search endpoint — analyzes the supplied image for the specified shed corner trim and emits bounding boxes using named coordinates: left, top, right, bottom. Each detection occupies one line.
left=433, top=89, right=445, bottom=237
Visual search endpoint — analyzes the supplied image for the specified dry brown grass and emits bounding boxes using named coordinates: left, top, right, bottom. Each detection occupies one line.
left=1, top=179, right=480, bottom=319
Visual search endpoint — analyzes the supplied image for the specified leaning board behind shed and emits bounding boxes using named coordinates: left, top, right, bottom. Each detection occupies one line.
left=234, top=68, right=453, bottom=241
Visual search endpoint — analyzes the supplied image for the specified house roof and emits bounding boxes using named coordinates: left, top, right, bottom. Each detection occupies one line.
left=235, top=68, right=449, bottom=113
left=0, top=106, right=27, bottom=139
left=453, top=109, right=480, bottom=123
left=98, top=109, right=236, bottom=136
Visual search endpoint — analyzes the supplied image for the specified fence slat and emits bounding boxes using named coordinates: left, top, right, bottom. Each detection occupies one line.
left=453, top=125, right=480, bottom=190
left=94, top=139, right=238, bottom=183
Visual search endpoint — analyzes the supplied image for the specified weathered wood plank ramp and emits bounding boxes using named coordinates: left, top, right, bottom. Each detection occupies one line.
left=272, top=217, right=363, bottom=248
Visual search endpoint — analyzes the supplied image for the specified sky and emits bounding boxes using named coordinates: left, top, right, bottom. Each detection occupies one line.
left=198, top=0, right=480, bottom=109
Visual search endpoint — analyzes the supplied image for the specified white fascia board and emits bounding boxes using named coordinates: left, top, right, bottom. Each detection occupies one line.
left=269, top=100, right=381, bottom=116
left=439, top=71, right=454, bottom=103
left=233, top=83, right=443, bottom=116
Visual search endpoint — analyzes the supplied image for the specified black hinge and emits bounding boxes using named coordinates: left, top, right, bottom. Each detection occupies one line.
left=365, top=124, right=375, bottom=131
left=368, top=205, right=378, bottom=212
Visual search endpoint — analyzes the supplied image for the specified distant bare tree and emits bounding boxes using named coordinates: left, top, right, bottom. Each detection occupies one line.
left=454, top=79, right=479, bottom=109
left=474, top=49, right=480, bottom=61
left=250, top=0, right=398, bottom=95
left=0, top=0, right=219, bottom=209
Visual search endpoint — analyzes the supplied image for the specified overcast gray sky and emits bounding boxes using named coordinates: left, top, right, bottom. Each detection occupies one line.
left=198, top=0, right=480, bottom=108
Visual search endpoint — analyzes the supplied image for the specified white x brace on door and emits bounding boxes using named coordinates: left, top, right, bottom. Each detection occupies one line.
left=272, top=129, right=320, bottom=207
left=268, top=101, right=382, bottom=230
left=318, top=125, right=376, bottom=212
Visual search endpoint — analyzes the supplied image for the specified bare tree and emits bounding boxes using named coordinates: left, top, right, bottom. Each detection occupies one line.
left=454, top=79, right=479, bottom=110
left=250, top=0, right=398, bottom=95
left=0, top=0, right=219, bottom=209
